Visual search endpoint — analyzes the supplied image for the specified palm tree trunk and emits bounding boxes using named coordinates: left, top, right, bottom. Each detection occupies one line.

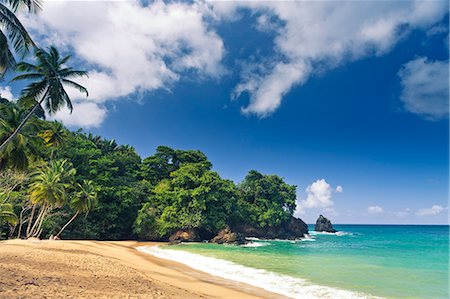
left=0, top=95, right=45, bottom=153
left=16, top=206, right=29, bottom=239
left=32, top=205, right=49, bottom=237
left=26, top=204, right=36, bottom=237
left=55, top=211, right=79, bottom=238
left=28, top=204, right=46, bottom=237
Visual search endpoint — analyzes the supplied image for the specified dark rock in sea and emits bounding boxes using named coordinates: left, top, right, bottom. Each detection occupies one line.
left=314, top=215, right=337, bottom=233
left=232, top=216, right=309, bottom=240
left=168, top=229, right=202, bottom=243
left=210, top=227, right=247, bottom=245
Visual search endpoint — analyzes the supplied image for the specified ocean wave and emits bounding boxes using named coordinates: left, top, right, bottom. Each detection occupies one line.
left=136, top=245, right=378, bottom=299
left=245, top=237, right=261, bottom=241
left=309, top=231, right=353, bottom=236
left=241, top=242, right=270, bottom=247
left=300, top=234, right=316, bottom=242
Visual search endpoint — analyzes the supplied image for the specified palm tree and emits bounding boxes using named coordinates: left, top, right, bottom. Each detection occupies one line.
left=38, top=120, right=68, bottom=159
left=0, top=46, right=88, bottom=153
left=0, top=0, right=41, bottom=76
left=26, top=159, right=75, bottom=237
left=0, top=101, right=39, bottom=170
left=55, top=180, right=97, bottom=238
left=0, top=202, right=17, bottom=225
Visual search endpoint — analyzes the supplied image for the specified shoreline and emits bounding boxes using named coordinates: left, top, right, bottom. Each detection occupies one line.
left=0, top=239, right=284, bottom=298
left=138, top=243, right=373, bottom=299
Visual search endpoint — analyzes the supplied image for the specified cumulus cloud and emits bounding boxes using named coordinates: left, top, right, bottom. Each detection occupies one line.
left=51, top=102, right=107, bottom=128
left=17, top=0, right=449, bottom=126
left=0, top=86, right=16, bottom=101
left=398, top=57, right=449, bottom=120
left=417, top=205, right=444, bottom=216
left=215, top=0, right=449, bottom=116
left=335, top=186, right=343, bottom=193
left=367, top=205, right=384, bottom=214
left=23, top=0, right=225, bottom=127
left=296, top=179, right=342, bottom=214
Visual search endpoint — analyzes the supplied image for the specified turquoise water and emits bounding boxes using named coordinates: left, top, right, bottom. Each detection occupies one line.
left=163, top=225, right=449, bottom=298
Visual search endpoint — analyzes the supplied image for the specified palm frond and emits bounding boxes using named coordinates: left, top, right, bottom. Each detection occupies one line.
left=62, top=79, right=88, bottom=96
left=0, top=29, right=15, bottom=76
left=0, top=3, right=35, bottom=54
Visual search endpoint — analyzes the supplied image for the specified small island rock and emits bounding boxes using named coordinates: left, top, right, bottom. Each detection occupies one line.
left=314, top=215, right=337, bottom=233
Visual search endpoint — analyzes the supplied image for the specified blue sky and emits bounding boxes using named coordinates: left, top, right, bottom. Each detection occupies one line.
left=3, top=0, right=449, bottom=224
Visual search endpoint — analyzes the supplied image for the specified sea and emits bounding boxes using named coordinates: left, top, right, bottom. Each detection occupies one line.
left=137, top=225, right=449, bottom=299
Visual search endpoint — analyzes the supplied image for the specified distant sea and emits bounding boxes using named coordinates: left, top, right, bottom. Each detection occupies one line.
left=138, top=225, right=449, bottom=298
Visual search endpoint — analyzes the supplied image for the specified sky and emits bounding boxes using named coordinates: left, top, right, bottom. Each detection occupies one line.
left=1, top=0, right=449, bottom=224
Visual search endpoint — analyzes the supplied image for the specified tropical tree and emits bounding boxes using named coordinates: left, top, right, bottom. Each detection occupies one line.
left=55, top=180, right=97, bottom=238
left=26, top=159, right=75, bottom=238
left=38, top=120, right=68, bottom=159
left=0, top=0, right=41, bottom=76
left=236, top=170, right=297, bottom=228
left=0, top=201, right=17, bottom=225
left=0, top=46, right=88, bottom=152
left=0, top=100, right=39, bottom=170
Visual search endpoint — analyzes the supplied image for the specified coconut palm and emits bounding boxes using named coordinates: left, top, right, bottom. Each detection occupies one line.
left=0, top=202, right=17, bottom=225
left=0, top=101, right=39, bottom=170
left=56, top=180, right=97, bottom=238
left=38, top=120, right=68, bottom=159
left=0, top=46, right=88, bottom=153
left=0, top=0, right=41, bottom=76
left=26, top=159, right=75, bottom=237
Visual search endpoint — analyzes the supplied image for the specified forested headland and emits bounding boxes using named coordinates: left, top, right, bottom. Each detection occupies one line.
left=0, top=100, right=308, bottom=241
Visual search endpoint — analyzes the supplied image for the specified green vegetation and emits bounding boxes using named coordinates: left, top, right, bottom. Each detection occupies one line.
left=0, top=103, right=300, bottom=239
left=0, top=46, right=88, bottom=152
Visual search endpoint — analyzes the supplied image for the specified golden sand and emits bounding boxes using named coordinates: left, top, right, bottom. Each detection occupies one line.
left=0, top=240, right=283, bottom=298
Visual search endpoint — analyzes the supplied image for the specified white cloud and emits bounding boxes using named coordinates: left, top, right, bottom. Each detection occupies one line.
left=297, top=179, right=341, bottom=214
left=23, top=0, right=225, bottom=127
left=215, top=0, right=448, bottom=116
left=51, top=102, right=107, bottom=128
left=0, top=86, right=16, bottom=101
left=417, top=205, right=444, bottom=216
left=17, top=0, right=449, bottom=126
left=335, top=186, right=343, bottom=193
left=368, top=205, right=384, bottom=214
left=398, top=57, right=449, bottom=120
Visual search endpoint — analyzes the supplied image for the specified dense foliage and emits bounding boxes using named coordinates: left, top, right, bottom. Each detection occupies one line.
left=0, top=101, right=300, bottom=241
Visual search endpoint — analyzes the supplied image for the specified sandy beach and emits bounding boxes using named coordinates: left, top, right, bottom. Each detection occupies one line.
left=0, top=239, right=283, bottom=299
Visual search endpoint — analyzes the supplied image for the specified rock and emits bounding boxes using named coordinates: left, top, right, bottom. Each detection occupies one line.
left=314, top=215, right=337, bottom=233
left=168, top=229, right=202, bottom=243
left=287, top=217, right=309, bottom=236
left=232, top=216, right=308, bottom=240
left=211, top=227, right=247, bottom=245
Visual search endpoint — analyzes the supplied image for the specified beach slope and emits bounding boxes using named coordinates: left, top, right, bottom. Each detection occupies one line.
left=0, top=240, right=281, bottom=299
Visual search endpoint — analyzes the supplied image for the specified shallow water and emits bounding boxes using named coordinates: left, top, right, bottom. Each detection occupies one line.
left=139, top=225, right=449, bottom=298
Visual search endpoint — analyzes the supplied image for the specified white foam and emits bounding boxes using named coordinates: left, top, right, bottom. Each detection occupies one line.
left=336, top=231, right=353, bottom=236
left=136, top=245, right=379, bottom=299
left=300, top=238, right=316, bottom=242
left=309, top=231, right=353, bottom=236
left=241, top=242, right=270, bottom=247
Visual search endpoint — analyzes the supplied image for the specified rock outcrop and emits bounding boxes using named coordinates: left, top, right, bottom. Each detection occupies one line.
left=232, top=217, right=308, bottom=240
left=210, top=227, right=247, bottom=245
left=168, top=216, right=309, bottom=244
left=168, top=229, right=202, bottom=243
left=314, top=215, right=337, bottom=233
